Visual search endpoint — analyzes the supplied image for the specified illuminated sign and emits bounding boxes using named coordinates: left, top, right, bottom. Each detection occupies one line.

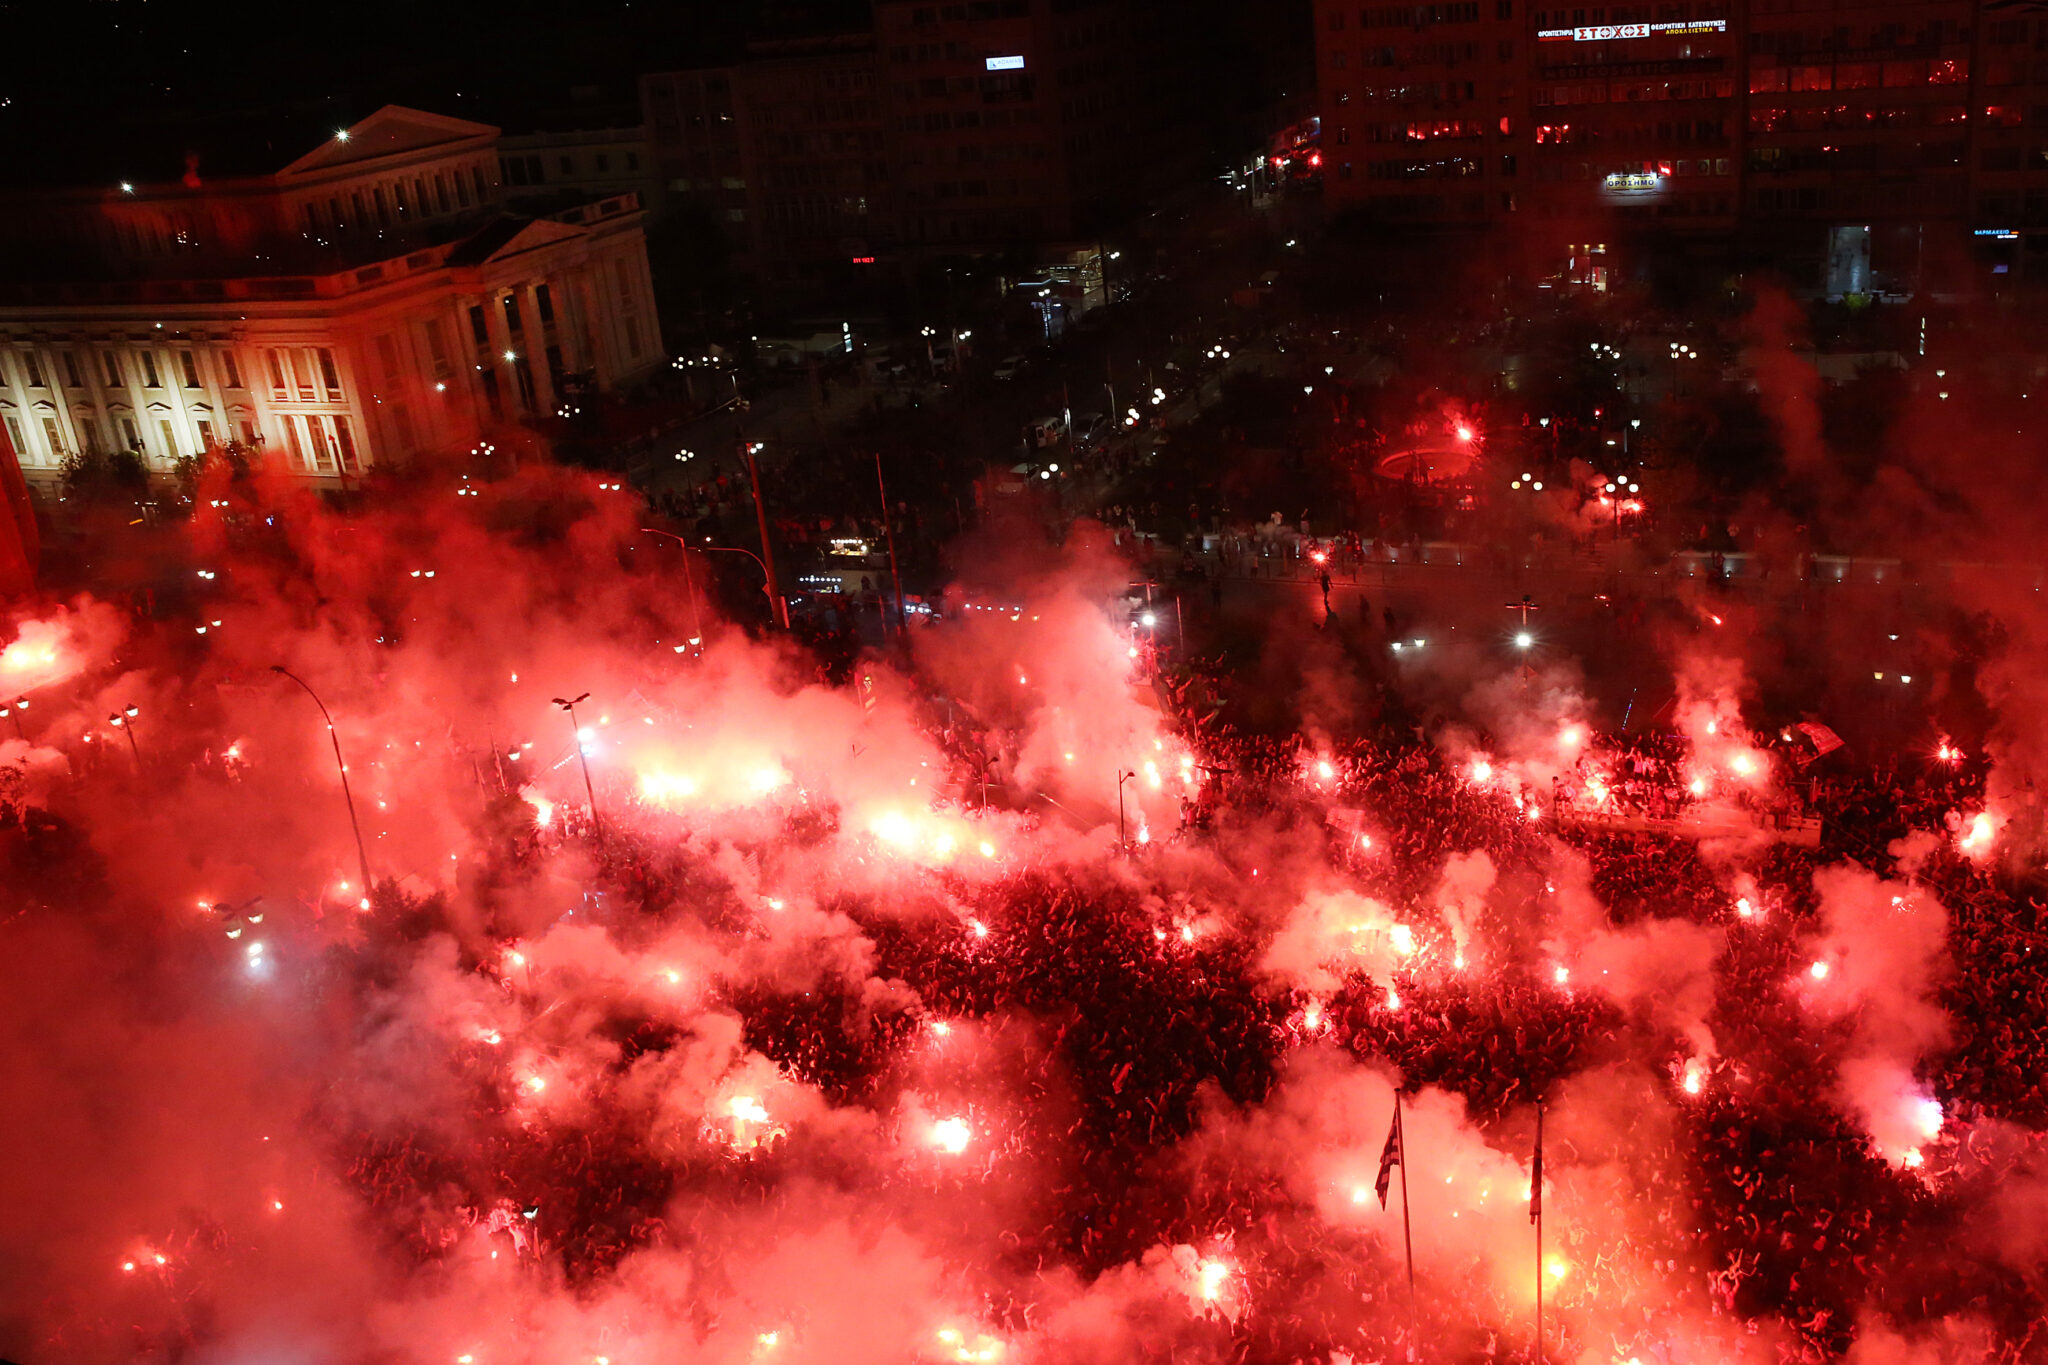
left=1602, top=170, right=1665, bottom=192
left=1537, top=18, right=1725, bottom=40
left=986, top=54, right=1025, bottom=70
left=1975, top=228, right=2019, bottom=239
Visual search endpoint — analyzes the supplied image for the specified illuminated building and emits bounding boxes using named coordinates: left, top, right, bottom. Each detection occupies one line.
left=0, top=106, right=662, bottom=483
left=0, top=413, right=36, bottom=597
left=1317, top=0, right=2048, bottom=291
left=1744, top=0, right=1974, bottom=292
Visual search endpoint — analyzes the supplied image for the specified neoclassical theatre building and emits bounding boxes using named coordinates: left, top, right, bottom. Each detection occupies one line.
left=0, top=106, right=662, bottom=483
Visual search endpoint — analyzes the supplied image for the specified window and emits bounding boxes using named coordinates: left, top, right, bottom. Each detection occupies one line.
left=595, top=152, right=610, bottom=173
left=456, top=173, right=472, bottom=209
left=62, top=352, right=84, bottom=389
left=535, top=283, right=554, bottom=325
left=220, top=350, right=242, bottom=389
left=119, top=415, right=140, bottom=451
left=424, top=318, right=452, bottom=378
left=197, top=418, right=216, bottom=450
left=42, top=416, right=63, bottom=457
left=282, top=416, right=309, bottom=471
left=333, top=415, right=360, bottom=472
left=76, top=413, right=102, bottom=454
left=473, top=166, right=489, bottom=202
left=1, top=415, right=24, bottom=462
left=158, top=418, right=180, bottom=459
left=468, top=305, right=490, bottom=349
left=140, top=352, right=161, bottom=388
left=559, top=155, right=575, bottom=175
left=317, top=348, right=342, bottom=400
left=626, top=151, right=639, bottom=171
left=179, top=351, right=201, bottom=388
left=102, top=351, right=123, bottom=387
left=20, top=349, right=46, bottom=388
left=268, top=349, right=291, bottom=398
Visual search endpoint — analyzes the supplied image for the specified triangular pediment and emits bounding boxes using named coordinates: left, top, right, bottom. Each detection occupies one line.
left=279, top=106, right=499, bottom=178
left=486, top=220, right=586, bottom=260
left=448, top=217, right=588, bottom=267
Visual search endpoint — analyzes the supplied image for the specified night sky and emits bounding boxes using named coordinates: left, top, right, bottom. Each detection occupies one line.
left=0, top=0, right=859, bottom=162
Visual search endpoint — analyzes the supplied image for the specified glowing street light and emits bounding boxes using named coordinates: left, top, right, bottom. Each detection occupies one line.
left=108, top=704, right=142, bottom=766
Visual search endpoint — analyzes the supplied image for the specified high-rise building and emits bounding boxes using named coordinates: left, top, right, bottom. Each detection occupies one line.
left=1318, top=0, right=2048, bottom=292
left=1745, top=0, right=1974, bottom=291
left=0, top=106, right=662, bottom=483
left=643, top=0, right=1219, bottom=289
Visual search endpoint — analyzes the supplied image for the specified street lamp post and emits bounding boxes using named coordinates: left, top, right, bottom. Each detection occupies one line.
left=271, top=667, right=374, bottom=905
left=638, top=527, right=706, bottom=649
left=738, top=434, right=789, bottom=628
left=108, top=703, right=142, bottom=766
left=1505, top=595, right=1540, bottom=685
left=551, top=693, right=601, bottom=834
left=1668, top=342, right=1697, bottom=397
left=679, top=538, right=781, bottom=625
left=1117, top=768, right=1136, bottom=847
left=874, top=451, right=907, bottom=642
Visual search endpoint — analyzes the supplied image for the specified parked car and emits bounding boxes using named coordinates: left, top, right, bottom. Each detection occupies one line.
left=993, top=355, right=1028, bottom=380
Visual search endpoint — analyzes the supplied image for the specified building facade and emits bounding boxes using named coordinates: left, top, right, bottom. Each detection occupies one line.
left=1318, top=0, right=2048, bottom=292
left=641, top=0, right=1213, bottom=282
left=499, top=124, right=664, bottom=218
left=0, top=106, right=663, bottom=483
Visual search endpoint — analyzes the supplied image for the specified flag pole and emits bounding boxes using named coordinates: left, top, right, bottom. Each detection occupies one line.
left=1534, top=1100, right=1545, bottom=1365
left=1396, top=1092, right=1417, bottom=1320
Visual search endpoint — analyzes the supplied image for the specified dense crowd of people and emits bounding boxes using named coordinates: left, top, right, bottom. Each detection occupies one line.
left=305, top=704, right=2048, bottom=1364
